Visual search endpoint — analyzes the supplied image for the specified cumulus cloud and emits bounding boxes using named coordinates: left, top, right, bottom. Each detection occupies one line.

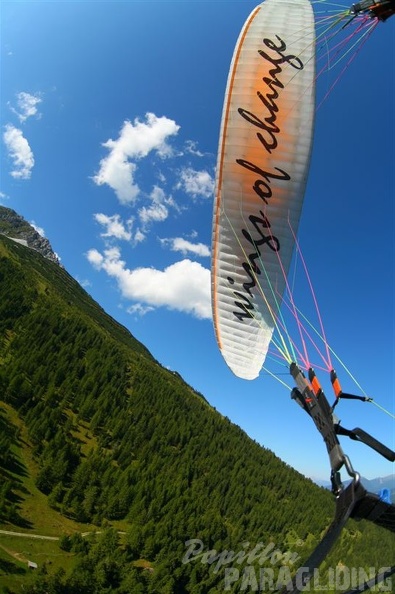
left=161, top=237, right=210, bottom=258
left=86, top=248, right=104, bottom=268
left=176, top=167, right=214, bottom=198
left=11, top=92, right=42, bottom=122
left=138, top=185, right=173, bottom=226
left=93, top=113, right=180, bottom=204
left=3, top=124, right=34, bottom=179
left=86, top=246, right=211, bottom=319
left=139, top=202, right=168, bottom=225
left=94, top=213, right=133, bottom=241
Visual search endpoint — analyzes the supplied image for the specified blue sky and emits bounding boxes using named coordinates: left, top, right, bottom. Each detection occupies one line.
left=1, top=0, right=393, bottom=482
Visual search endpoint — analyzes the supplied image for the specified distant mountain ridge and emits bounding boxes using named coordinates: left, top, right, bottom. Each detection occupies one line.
left=0, top=205, right=60, bottom=265
left=315, top=474, right=395, bottom=496
left=358, top=474, right=394, bottom=495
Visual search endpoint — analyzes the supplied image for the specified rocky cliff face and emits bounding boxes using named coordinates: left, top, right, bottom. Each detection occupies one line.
left=0, top=206, right=60, bottom=265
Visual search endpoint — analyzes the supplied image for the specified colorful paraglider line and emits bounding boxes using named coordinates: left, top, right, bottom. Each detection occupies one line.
left=314, top=14, right=377, bottom=106
left=220, top=205, right=296, bottom=367
left=308, top=0, right=394, bottom=107
left=231, top=206, right=335, bottom=377
left=229, top=199, right=338, bottom=376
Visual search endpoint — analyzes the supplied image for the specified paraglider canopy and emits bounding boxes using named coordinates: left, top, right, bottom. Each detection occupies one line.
left=211, top=0, right=316, bottom=380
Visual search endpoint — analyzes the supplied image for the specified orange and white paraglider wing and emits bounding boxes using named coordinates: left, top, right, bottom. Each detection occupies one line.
left=211, top=0, right=316, bottom=380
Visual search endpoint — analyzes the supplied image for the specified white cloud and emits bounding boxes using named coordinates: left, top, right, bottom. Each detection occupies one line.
left=184, top=140, right=204, bottom=157
left=94, top=150, right=139, bottom=204
left=87, top=246, right=211, bottom=319
left=156, top=171, right=167, bottom=184
left=134, top=228, right=146, bottom=244
left=138, top=185, right=172, bottom=226
left=94, top=213, right=133, bottom=241
left=127, top=303, right=154, bottom=316
left=161, top=237, right=210, bottom=258
left=30, top=221, right=45, bottom=237
left=93, top=113, right=180, bottom=204
left=176, top=167, right=214, bottom=198
left=11, top=92, right=42, bottom=123
left=3, top=124, right=34, bottom=179
left=76, top=277, right=92, bottom=289
left=86, top=248, right=104, bottom=268
left=139, top=202, right=168, bottom=225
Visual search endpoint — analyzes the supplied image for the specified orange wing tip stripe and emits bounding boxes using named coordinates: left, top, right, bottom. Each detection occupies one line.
left=211, top=5, right=262, bottom=354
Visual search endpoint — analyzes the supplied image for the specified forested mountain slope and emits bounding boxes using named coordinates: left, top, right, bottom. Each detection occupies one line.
left=0, top=234, right=393, bottom=593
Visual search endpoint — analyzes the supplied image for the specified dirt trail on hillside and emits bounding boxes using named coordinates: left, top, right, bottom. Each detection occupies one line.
left=0, top=529, right=59, bottom=541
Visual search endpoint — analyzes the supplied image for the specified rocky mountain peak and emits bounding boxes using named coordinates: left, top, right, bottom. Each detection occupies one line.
left=0, top=206, right=60, bottom=265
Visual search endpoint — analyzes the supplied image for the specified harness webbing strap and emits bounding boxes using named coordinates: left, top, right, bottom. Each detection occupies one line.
left=288, top=363, right=395, bottom=594
left=336, top=425, right=395, bottom=462
left=338, top=392, right=371, bottom=402
left=351, top=488, right=395, bottom=531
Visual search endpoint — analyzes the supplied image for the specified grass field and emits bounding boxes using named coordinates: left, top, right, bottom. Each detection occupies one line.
left=0, top=534, right=76, bottom=593
left=0, top=403, right=130, bottom=593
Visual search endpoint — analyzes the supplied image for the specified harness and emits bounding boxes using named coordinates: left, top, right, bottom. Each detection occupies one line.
left=280, top=363, right=395, bottom=594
